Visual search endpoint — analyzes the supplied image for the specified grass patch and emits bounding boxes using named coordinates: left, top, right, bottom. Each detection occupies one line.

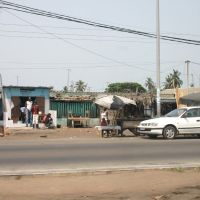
left=171, top=167, right=184, bottom=173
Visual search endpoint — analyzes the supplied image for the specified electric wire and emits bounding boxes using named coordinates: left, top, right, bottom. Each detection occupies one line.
left=1, top=0, right=200, bottom=45
left=4, top=9, right=155, bottom=72
left=0, top=1, right=200, bottom=82
left=1, top=23, right=200, bottom=39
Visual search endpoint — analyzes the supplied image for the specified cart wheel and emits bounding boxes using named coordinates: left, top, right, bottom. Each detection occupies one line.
left=117, top=130, right=123, bottom=137
left=108, top=130, right=112, bottom=137
left=102, top=130, right=108, bottom=138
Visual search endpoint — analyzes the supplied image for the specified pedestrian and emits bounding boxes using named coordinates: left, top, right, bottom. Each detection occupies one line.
left=101, top=108, right=109, bottom=125
left=25, top=97, right=33, bottom=127
left=31, top=100, right=40, bottom=128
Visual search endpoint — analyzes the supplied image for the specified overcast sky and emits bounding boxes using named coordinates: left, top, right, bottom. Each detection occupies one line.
left=0, top=0, right=199, bottom=91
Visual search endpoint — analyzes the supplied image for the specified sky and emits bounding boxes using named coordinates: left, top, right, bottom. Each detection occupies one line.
left=0, top=0, right=200, bottom=91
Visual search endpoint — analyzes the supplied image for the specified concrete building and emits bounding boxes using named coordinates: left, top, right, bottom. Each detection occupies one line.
left=1, top=86, right=50, bottom=127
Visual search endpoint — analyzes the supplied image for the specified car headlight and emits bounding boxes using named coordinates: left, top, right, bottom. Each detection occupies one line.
left=149, top=123, right=158, bottom=126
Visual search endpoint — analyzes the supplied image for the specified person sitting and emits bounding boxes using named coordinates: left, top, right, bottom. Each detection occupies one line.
left=101, top=117, right=107, bottom=126
left=43, top=113, right=54, bottom=128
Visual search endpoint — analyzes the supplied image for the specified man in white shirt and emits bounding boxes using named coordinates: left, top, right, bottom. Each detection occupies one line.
left=25, top=97, right=33, bottom=127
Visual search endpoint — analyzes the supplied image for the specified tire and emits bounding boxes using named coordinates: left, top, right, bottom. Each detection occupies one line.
left=101, top=130, right=108, bottom=138
left=148, top=134, right=158, bottom=139
left=163, top=125, right=177, bottom=139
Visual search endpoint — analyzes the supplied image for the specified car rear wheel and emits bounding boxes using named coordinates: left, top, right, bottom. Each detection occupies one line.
left=163, top=125, right=176, bottom=139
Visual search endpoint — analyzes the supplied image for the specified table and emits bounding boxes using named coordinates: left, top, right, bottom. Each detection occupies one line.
left=68, top=117, right=89, bottom=128
left=95, top=125, right=122, bottom=137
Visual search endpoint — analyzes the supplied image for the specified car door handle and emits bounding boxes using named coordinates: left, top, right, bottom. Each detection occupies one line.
left=197, top=120, right=200, bottom=122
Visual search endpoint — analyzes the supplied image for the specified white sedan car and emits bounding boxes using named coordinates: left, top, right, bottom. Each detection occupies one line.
left=137, top=106, right=200, bottom=139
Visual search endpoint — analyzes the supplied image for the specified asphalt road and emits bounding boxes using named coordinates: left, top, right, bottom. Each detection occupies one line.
left=0, top=137, right=200, bottom=175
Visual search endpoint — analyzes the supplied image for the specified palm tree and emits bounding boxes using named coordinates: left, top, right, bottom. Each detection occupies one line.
left=145, top=77, right=156, bottom=93
left=75, top=80, right=87, bottom=92
left=163, top=69, right=183, bottom=89
left=63, top=86, right=68, bottom=93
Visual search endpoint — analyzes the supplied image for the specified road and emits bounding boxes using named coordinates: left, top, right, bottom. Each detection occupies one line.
left=0, top=137, right=200, bottom=175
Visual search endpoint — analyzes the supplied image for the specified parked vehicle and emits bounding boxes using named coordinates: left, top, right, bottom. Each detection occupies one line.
left=137, top=106, right=200, bottom=139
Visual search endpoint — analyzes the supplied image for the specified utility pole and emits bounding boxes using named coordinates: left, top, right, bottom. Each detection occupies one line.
left=156, top=0, right=161, bottom=117
left=191, top=73, right=194, bottom=87
left=185, top=60, right=190, bottom=93
left=0, top=74, right=6, bottom=135
left=66, top=68, right=71, bottom=89
left=17, top=76, right=19, bottom=86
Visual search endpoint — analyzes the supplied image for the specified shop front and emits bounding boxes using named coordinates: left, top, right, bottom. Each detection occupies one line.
left=1, top=86, right=50, bottom=127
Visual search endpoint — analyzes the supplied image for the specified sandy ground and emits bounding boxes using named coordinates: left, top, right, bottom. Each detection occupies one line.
left=2, top=127, right=101, bottom=140
left=0, top=169, right=200, bottom=200
left=0, top=127, right=200, bottom=200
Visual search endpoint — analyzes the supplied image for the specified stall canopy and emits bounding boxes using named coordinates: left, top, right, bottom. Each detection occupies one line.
left=94, top=95, right=136, bottom=110
left=179, top=92, right=200, bottom=105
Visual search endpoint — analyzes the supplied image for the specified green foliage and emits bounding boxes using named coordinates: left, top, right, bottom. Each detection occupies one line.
left=75, top=80, right=87, bottom=92
left=63, top=86, right=68, bottom=93
left=163, top=69, right=183, bottom=89
left=106, top=82, right=146, bottom=93
left=171, top=167, right=184, bottom=173
left=145, top=77, right=156, bottom=93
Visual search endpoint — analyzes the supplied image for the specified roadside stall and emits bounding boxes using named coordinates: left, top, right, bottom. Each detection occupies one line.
left=94, top=95, right=136, bottom=137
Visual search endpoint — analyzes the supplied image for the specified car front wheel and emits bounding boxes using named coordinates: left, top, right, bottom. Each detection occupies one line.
left=163, top=125, right=176, bottom=139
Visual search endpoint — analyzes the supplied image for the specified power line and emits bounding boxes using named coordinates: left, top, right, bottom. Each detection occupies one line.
left=2, top=22, right=200, bottom=38
left=0, top=29, right=193, bottom=45
left=0, top=22, right=109, bottom=31
left=0, top=60, right=182, bottom=66
left=1, top=0, right=200, bottom=45
left=3, top=9, right=160, bottom=73
left=0, top=33, right=160, bottom=44
left=1, top=1, right=198, bottom=82
left=0, top=28, right=154, bottom=40
left=190, top=61, right=200, bottom=66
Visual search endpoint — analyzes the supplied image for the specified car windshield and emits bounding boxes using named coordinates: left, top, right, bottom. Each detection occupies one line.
left=165, top=108, right=187, bottom=117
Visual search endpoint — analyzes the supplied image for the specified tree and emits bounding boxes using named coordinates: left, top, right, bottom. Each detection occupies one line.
left=63, top=86, right=68, bottom=93
left=75, top=80, right=87, bottom=92
left=106, top=82, right=146, bottom=93
left=163, top=69, right=183, bottom=89
left=145, top=77, right=156, bottom=93
left=69, top=81, right=75, bottom=92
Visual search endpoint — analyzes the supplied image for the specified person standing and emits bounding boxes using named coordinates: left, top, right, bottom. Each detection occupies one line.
left=101, top=108, right=109, bottom=125
left=31, top=101, right=40, bottom=128
left=25, top=97, right=33, bottom=127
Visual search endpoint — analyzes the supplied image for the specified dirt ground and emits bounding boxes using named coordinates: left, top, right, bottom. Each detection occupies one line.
left=2, top=127, right=101, bottom=140
left=0, top=127, right=200, bottom=200
left=0, top=169, right=200, bottom=200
